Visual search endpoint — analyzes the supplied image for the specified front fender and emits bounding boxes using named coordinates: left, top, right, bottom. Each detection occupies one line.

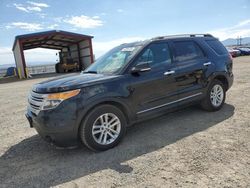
left=75, top=93, right=135, bottom=133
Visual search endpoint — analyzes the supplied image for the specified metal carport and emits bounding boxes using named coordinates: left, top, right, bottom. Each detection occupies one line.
left=12, top=30, right=94, bottom=78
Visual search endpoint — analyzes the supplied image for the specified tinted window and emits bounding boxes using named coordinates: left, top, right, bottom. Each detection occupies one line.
left=206, top=39, right=228, bottom=55
left=173, top=41, right=204, bottom=62
left=135, top=43, right=171, bottom=68
left=137, top=48, right=154, bottom=63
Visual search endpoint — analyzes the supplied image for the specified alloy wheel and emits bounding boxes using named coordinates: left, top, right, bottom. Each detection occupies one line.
left=92, top=113, right=121, bottom=145
left=210, top=84, right=224, bottom=107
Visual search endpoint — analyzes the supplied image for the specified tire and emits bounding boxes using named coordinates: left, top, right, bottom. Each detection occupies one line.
left=79, top=104, right=127, bottom=151
left=201, top=79, right=226, bottom=111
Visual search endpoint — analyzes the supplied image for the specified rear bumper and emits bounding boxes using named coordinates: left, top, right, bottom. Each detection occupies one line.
left=227, top=72, right=234, bottom=90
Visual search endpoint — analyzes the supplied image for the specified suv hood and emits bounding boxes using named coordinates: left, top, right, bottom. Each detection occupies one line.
left=32, top=73, right=119, bottom=93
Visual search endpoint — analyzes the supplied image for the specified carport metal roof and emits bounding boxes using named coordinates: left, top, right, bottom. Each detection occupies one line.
left=12, top=30, right=93, bottom=50
left=12, top=30, right=94, bottom=78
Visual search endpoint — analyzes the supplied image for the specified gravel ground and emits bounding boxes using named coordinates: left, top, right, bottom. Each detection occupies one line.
left=0, top=56, right=249, bottom=188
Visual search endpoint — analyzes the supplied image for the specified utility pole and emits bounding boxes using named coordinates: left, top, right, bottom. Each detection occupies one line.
left=237, top=36, right=243, bottom=46
left=239, top=36, right=242, bottom=46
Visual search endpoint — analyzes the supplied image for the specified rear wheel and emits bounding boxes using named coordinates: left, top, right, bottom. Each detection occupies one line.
left=79, top=105, right=127, bottom=151
left=201, top=79, right=226, bottom=111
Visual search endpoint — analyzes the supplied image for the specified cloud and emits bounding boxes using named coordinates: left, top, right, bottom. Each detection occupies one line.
left=13, top=3, right=29, bottom=12
left=6, top=22, right=43, bottom=31
left=47, top=24, right=59, bottom=29
left=92, top=16, right=100, bottom=19
left=64, top=15, right=103, bottom=29
left=237, top=19, right=250, bottom=27
left=27, top=1, right=50, bottom=8
left=209, top=19, right=250, bottom=40
left=0, top=47, right=12, bottom=55
left=93, top=37, right=146, bottom=58
left=13, top=2, right=49, bottom=13
left=27, top=6, right=42, bottom=12
left=24, top=48, right=59, bottom=65
left=0, top=47, right=15, bottom=65
left=37, top=13, right=47, bottom=18
left=54, top=17, right=63, bottom=23
left=0, top=46, right=59, bottom=66
left=117, top=9, right=124, bottom=13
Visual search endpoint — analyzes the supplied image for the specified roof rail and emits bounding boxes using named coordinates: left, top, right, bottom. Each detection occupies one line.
left=152, top=34, right=214, bottom=40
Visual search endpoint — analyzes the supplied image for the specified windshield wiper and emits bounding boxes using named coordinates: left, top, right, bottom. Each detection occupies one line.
left=82, top=70, right=97, bottom=74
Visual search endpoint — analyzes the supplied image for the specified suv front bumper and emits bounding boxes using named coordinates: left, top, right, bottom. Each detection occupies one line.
left=25, top=100, right=82, bottom=147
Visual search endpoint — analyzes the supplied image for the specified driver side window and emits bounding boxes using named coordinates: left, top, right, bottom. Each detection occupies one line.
left=135, top=42, right=171, bottom=68
left=136, top=48, right=154, bottom=65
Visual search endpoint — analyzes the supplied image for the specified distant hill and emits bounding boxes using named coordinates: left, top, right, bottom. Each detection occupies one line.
left=0, top=64, right=15, bottom=69
left=222, top=37, right=250, bottom=46
left=0, top=61, right=55, bottom=70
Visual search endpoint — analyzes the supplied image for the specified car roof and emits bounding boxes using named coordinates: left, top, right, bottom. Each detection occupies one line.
left=118, top=34, right=216, bottom=48
left=151, top=33, right=215, bottom=41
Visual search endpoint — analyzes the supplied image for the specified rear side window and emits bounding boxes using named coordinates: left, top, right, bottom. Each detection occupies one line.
left=206, top=39, right=228, bottom=55
left=173, top=41, right=204, bottom=62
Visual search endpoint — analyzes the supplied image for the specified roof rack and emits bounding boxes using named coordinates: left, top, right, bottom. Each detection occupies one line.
left=152, top=34, right=214, bottom=40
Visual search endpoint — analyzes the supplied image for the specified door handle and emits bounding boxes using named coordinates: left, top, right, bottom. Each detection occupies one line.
left=203, top=62, right=211, bottom=66
left=164, top=70, right=175, bottom=76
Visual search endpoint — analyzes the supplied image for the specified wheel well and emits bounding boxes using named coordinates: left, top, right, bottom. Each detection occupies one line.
left=81, top=101, right=130, bottom=126
left=214, top=75, right=229, bottom=91
left=77, top=101, right=131, bottom=142
left=99, top=101, right=130, bottom=124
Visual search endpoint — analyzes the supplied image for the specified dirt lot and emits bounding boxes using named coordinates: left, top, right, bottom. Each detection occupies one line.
left=0, top=56, right=249, bottom=188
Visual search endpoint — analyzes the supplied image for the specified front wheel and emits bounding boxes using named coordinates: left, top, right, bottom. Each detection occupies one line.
left=201, top=80, right=226, bottom=111
left=79, top=105, right=127, bottom=151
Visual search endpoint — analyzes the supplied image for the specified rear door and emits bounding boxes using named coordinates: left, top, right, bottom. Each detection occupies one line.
left=170, top=39, right=213, bottom=103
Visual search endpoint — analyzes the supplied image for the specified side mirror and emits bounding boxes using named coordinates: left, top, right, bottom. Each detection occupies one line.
left=131, top=62, right=151, bottom=74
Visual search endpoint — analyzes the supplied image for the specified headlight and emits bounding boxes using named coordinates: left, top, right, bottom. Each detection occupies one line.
left=41, top=89, right=80, bottom=110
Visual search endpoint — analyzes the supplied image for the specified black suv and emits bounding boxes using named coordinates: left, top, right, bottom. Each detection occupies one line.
left=26, top=34, right=233, bottom=151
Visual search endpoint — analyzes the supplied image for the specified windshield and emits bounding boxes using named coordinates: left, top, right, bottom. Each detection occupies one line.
left=84, top=43, right=143, bottom=74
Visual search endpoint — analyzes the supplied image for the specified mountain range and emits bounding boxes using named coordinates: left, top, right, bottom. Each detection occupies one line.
left=221, top=37, right=250, bottom=46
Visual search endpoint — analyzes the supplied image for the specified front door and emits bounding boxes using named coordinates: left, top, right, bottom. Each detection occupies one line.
left=128, top=41, right=179, bottom=117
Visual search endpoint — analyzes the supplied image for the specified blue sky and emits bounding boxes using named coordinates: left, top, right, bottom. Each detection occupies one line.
left=0, top=0, right=250, bottom=65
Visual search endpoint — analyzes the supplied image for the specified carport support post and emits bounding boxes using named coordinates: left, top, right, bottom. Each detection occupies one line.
left=89, top=38, right=94, bottom=64
left=19, top=40, right=27, bottom=78
left=77, top=43, right=82, bottom=70
left=13, top=39, right=27, bottom=79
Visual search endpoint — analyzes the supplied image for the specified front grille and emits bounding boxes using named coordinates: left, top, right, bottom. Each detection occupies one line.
left=28, top=91, right=46, bottom=115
